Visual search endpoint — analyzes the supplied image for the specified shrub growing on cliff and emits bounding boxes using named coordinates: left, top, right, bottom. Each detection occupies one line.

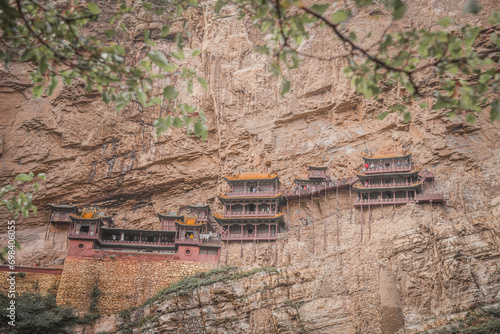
left=0, top=292, right=77, bottom=334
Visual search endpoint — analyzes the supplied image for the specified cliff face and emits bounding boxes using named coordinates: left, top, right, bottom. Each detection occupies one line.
left=1, top=0, right=499, bottom=332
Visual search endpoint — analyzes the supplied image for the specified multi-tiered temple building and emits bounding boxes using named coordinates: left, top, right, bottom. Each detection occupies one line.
left=213, top=172, right=286, bottom=242
left=353, top=153, right=445, bottom=207
left=66, top=206, right=220, bottom=263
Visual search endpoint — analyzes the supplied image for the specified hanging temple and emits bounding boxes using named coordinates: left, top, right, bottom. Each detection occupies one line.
left=45, top=153, right=445, bottom=265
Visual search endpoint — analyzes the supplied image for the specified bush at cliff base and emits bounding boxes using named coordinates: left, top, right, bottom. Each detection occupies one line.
left=0, top=292, right=77, bottom=334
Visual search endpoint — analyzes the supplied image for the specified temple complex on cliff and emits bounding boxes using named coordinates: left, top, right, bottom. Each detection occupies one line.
left=65, top=206, right=220, bottom=263
left=213, top=172, right=286, bottom=242
left=353, top=153, right=445, bottom=207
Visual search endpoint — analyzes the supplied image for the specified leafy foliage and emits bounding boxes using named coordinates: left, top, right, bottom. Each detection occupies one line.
left=0, top=172, right=45, bottom=219
left=143, top=265, right=277, bottom=305
left=215, top=0, right=499, bottom=124
left=0, top=0, right=207, bottom=138
left=0, top=292, right=77, bottom=334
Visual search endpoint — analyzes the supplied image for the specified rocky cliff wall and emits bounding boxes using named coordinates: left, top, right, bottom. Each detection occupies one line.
left=0, top=0, right=499, bottom=332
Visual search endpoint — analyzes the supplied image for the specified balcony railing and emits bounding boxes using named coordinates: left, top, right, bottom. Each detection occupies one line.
left=354, top=193, right=445, bottom=206
left=99, top=238, right=175, bottom=246
left=307, top=171, right=326, bottom=179
left=359, top=182, right=417, bottom=188
left=363, top=165, right=412, bottom=174
left=223, top=210, right=278, bottom=217
left=49, top=214, right=71, bottom=223
left=221, top=233, right=277, bottom=241
left=283, top=177, right=358, bottom=198
left=223, top=191, right=278, bottom=198
left=68, top=232, right=98, bottom=239
left=415, top=193, right=445, bottom=202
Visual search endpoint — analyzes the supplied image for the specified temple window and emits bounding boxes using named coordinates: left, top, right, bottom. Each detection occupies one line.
left=80, top=225, right=89, bottom=233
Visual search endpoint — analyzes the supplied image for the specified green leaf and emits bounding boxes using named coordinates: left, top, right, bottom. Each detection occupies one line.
left=331, top=10, right=350, bottom=24
left=403, top=111, right=411, bottom=123
left=310, top=4, right=330, bottom=15
left=161, top=25, right=170, bottom=37
left=47, top=76, right=58, bottom=96
left=102, top=91, right=110, bottom=104
left=137, top=88, right=147, bottom=107
left=280, top=79, right=291, bottom=97
left=463, top=0, right=482, bottom=14
left=33, top=85, right=44, bottom=98
left=490, top=100, right=499, bottom=122
left=197, top=77, right=208, bottom=89
left=87, top=2, right=101, bottom=15
left=187, top=80, right=193, bottom=94
left=147, top=50, right=170, bottom=69
left=191, top=49, right=201, bottom=57
left=437, top=17, right=451, bottom=27
left=465, top=113, right=476, bottom=124
left=37, top=173, right=46, bottom=180
left=170, top=50, right=185, bottom=60
left=214, top=0, right=225, bottom=13
left=487, top=11, right=500, bottom=24
left=377, top=112, right=390, bottom=120
left=354, top=0, right=372, bottom=6
left=15, top=174, right=33, bottom=182
left=20, top=48, right=36, bottom=62
left=163, top=86, right=178, bottom=100
left=173, top=117, right=183, bottom=127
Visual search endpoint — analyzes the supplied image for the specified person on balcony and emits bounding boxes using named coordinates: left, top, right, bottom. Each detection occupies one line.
left=370, top=163, right=375, bottom=168
left=364, top=163, right=369, bottom=171
left=112, top=234, right=117, bottom=241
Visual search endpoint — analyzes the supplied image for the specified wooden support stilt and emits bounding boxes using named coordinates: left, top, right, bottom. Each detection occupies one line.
left=253, top=238, right=256, bottom=263
left=368, top=205, right=372, bottom=241
left=349, top=186, right=353, bottom=219
left=430, top=200, right=433, bottom=223
left=225, top=238, right=228, bottom=265
left=286, top=199, right=290, bottom=231
left=360, top=205, right=364, bottom=243
left=52, top=222, right=57, bottom=242
left=44, top=223, right=50, bottom=241
left=240, top=239, right=243, bottom=259
left=336, top=185, right=340, bottom=247
left=275, top=240, right=278, bottom=266
left=217, top=245, right=221, bottom=268
left=298, top=196, right=301, bottom=242
left=324, top=182, right=327, bottom=251
left=381, top=200, right=383, bottom=218
left=312, top=194, right=315, bottom=254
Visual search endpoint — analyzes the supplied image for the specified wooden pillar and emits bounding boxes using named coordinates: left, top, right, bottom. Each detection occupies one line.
left=275, top=236, right=278, bottom=266
left=225, top=234, right=229, bottom=265
left=430, top=200, right=433, bottom=223
left=368, top=204, right=371, bottom=241
left=324, top=182, right=327, bottom=251
left=349, top=186, right=353, bottom=218
left=336, top=185, right=340, bottom=247
left=360, top=204, right=364, bottom=243
left=298, top=195, right=301, bottom=241
left=286, top=199, right=290, bottom=231
left=240, top=225, right=243, bottom=259
left=312, top=194, right=315, bottom=254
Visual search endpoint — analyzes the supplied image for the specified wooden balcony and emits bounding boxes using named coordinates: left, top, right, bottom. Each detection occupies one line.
left=283, top=177, right=358, bottom=199
left=223, top=191, right=278, bottom=198
left=359, top=182, right=417, bottom=189
left=221, top=233, right=277, bottom=241
left=68, top=232, right=98, bottom=240
left=363, top=165, right=412, bottom=174
left=415, top=193, right=445, bottom=203
left=223, top=210, right=278, bottom=218
left=354, top=193, right=445, bottom=207
left=49, top=213, right=72, bottom=223
left=99, top=238, right=175, bottom=247
left=307, top=170, right=326, bottom=179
